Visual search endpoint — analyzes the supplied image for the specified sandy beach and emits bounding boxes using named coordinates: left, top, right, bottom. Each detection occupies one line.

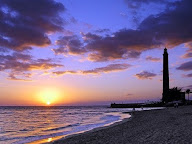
left=52, top=105, right=192, bottom=144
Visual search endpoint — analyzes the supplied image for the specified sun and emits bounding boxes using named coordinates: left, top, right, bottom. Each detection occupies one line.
left=46, top=101, right=51, bottom=105
left=37, top=88, right=61, bottom=106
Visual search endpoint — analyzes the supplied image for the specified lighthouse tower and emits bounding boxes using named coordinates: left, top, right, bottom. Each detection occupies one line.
left=162, top=48, right=169, bottom=102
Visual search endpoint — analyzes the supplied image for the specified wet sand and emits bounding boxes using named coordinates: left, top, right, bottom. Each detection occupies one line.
left=52, top=106, right=192, bottom=144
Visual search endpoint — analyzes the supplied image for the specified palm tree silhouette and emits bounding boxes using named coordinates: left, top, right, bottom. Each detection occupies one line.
left=186, top=89, right=191, bottom=101
left=167, top=87, right=182, bottom=102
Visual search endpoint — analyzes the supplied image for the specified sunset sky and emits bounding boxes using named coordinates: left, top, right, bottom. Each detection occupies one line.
left=0, top=0, right=192, bottom=106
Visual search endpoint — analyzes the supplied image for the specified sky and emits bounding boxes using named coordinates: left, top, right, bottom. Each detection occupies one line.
left=0, top=0, right=192, bottom=106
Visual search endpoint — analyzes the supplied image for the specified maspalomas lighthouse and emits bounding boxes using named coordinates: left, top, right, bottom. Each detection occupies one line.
left=162, top=48, right=169, bottom=102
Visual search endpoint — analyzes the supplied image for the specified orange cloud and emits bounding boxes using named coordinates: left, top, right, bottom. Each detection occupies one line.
left=146, top=56, right=161, bottom=62
left=0, top=53, right=63, bottom=80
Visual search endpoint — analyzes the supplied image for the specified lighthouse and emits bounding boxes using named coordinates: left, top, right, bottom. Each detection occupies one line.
left=162, top=48, right=169, bottom=102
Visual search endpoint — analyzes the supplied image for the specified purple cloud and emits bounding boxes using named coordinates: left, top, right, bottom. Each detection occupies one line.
left=82, top=64, right=131, bottom=74
left=126, top=93, right=134, bottom=96
left=81, top=32, right=102, bottom=42
left=52, top=63, right=131, bottom=76
left=0, top=0, right=65, bottom=51
left=52, top=71, right=78, bottom=76
left=0, top=52, right=32, bottom=62
left=135, top=71, right=157, bottom=80
left=176, top=61, right=192, bottom=71
left=0, top=53, right=63, bottom=80
left=94, top=29, right=110, bottom=33
left=124, top=0, right=174, bottom=9
left=53, top=35, right=87, bottom=55
left=53, top=0, right=192, bottom=62
left=183, top=73, right=192, bottom=77
left=7, top=72, right=32, bottom=81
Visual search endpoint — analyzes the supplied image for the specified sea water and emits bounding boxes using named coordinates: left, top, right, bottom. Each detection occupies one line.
left=0, top=106, right=132, bottom=144
left=0, top=106, right=161, bottom=144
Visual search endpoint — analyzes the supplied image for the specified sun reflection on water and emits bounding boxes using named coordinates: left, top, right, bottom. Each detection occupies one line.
left=47, top=138, right=52, bottom=142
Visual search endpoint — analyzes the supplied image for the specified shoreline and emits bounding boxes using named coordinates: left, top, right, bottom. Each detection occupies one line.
left=47, top=108, right=161, bottom=144
left=44, top=114, right=132, bottom=144
left=48, top=108, right=159, bottom=144
left=28, top=111, right=132, bottom=144
left=51, top=105, right=192, bottom=144
left=47, top=108, right=163, bottom=144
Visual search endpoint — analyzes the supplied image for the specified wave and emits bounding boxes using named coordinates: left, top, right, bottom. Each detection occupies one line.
left=0, top=106, right=131, bottom=144
left=43, top=123, right=81, bottom=132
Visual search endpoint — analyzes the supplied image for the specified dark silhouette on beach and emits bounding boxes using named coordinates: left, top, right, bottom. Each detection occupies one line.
left=111, top=48, right=190, bottom=108
left=162, top=48, right=186, bottom=105
left=167, top=87, right=185, bottom=102
left=162, top=48, right=169, bottom=103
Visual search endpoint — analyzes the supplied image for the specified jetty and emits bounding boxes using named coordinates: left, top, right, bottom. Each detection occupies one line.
left=110, top=102, right=163, bottom=108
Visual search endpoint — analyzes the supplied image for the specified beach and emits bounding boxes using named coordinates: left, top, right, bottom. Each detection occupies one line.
left=52, top=105, right=192, bottom=144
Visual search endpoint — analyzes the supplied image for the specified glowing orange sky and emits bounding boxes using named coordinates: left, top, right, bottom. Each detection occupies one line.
left=0, top=0, right=192, bottom=105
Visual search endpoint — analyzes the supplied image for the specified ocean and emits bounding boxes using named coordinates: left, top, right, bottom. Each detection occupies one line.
left=0, top=106, right=160, bottom=144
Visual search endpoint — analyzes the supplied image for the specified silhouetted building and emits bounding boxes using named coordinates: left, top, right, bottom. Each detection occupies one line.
left=162, top=48, right=185, bottom=103
left=162, top=48, right=169, bottom=102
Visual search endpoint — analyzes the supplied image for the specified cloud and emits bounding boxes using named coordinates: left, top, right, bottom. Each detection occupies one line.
left=81, top=32, right=102, bottom=42
left=0, top=53, right=63, bottom=80
left=52, top=70, right=78, bottom=76
left=52, top=63, right=131, bottom=76
left=1, top=60, right=62, bottom=72
left=124, top=0, right=173, bottom=9
left=85, top=29, right=155, bottom=62
left=53, top=35, right=87, bottom=55
left=94, top=29, right=110, bottom=33
left=92, top=0, right=192, bottom=61
left=0, top=52, right=32, bottom=62
left=54, top=0, right=192, bottom=62
left=185, top=42, right=192, bottom=50
left=126, top=93, right=134, bottom=96
left=182, top=42, right=192, bottom=58
left=70, top=17, right=78, bottom=24
left=135, top=71, right=157, bottom=80
left=124, top=0, right=178, bottom=26
left=82, top=63, right=131, bottom=74
left=183, top=73, right=192, bottom=77
left=62, top=29, right=74, bottom=36
left=0, top=0, right=65, bottom=51
left=146, top=56, right=161, bottom=62
left=182, top=52, right=192, bottom=58
left=7, top=73, right=32, bottom=81
left=176, top=61, right=192, bottom=71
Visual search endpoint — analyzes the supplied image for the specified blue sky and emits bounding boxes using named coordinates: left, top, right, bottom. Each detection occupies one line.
left=0, top=0, right=191, bottom=105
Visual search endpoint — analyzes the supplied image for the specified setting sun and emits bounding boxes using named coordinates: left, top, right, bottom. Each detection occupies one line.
left=37, top=88, right=61, bottom=106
